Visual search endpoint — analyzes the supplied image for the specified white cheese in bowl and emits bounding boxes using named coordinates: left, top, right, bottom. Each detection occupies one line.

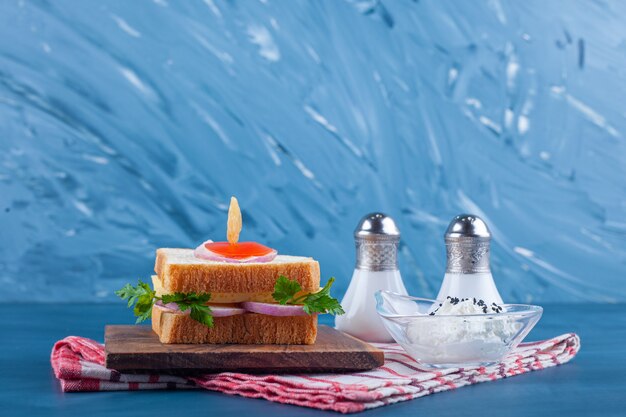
left=405, top=297, right=522, bottom=366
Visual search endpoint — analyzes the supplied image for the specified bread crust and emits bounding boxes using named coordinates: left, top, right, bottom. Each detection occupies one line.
left=154, top=248, right=320, bottom=293
left=152, top=306, right=318, bottom=344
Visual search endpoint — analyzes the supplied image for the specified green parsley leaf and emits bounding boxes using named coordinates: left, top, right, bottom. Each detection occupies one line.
left=160, top=292, right=211, bottom=306
left=116, top=282, right=214, bottom=327
left=301, top=277, right=345, bottom=316
left=272, top=276, right=344, bottom=316
left=115, top=280, right=156, bottom=323
left=272, top=275, right=303, bottom=305
left=190, top=304, right=214, bottom=327
left=161, top=292, right=213, bottom=327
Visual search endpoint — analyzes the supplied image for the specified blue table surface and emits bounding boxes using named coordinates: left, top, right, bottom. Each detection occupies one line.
left=0, top=303, right=624, bottom=417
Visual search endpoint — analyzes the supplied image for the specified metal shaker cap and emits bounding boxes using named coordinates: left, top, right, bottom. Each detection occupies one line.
left=444, top=214, right=491, bottom=274
left=354, top=213, right=400, bottom=271
left=445, top=214, right=491, bottom=241
left=355, top=212, right=400, bottom=240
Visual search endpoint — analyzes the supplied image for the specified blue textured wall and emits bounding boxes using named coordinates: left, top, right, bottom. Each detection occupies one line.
left=2, top=0, right=625, bottom=303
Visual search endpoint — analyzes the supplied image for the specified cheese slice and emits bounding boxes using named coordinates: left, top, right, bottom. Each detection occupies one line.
left=151, top=276, right=314, bottom=304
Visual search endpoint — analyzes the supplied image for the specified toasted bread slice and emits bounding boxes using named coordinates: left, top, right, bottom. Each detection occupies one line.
left=152, top=306, right=318, bottom=344
left=154, top=248, right=320, bottom=294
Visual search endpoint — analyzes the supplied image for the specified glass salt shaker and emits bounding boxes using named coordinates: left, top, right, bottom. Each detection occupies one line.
left=335, top=213, right=408, bottom=342
left=436, top=214, right=503, bottom=304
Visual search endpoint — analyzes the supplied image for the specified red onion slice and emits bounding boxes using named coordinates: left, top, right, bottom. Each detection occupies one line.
left=154, top=300, right=190, bottom=315
left=242, top=301, right=309, bottom=316
left=154, top=300, right=245, bottom=317
left=194, top=239, right=278, bottom=263
left=210, top=304, right=246, bottom=317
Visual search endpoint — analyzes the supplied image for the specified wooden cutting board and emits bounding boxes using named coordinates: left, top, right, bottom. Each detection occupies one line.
left=105, top=325, right=384, bottom=374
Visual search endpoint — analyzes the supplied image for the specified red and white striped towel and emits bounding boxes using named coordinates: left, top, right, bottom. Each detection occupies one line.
left=51, top=333, right=580, bottom=413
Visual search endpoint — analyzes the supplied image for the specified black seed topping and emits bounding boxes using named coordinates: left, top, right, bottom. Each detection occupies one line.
left=430, top=297, right=503, bottom=315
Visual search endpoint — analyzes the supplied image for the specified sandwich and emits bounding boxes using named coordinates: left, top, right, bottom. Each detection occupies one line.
left=116, top=197, right=344, bottom=344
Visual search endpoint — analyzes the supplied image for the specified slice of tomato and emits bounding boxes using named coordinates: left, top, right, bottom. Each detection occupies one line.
left=204, top=241, right=275, bottom=259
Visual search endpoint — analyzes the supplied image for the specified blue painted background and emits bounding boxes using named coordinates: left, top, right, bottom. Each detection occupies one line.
left=2, top=0, right=625, bottom=303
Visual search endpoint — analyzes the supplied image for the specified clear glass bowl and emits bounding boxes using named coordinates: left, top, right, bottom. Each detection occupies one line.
left=375, top=290, right=543, bottom=369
